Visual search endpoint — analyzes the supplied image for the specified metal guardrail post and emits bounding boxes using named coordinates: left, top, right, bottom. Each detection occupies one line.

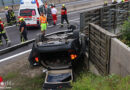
left=80, top=12, right=85, bottom=32
left=1, top=0, right=4, bottom=7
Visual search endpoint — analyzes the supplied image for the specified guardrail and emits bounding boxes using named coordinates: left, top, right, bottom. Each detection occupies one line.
left=0, top=29, right=71, bottom=55
left=0, top=0, right=20, bottom=7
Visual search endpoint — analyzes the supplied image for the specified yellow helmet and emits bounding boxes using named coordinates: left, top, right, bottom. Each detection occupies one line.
left=19, top=17, right=24, bottom=21
left=62, top=4, right=65, bottom=7
left=5, top=6, right=8, bottom=9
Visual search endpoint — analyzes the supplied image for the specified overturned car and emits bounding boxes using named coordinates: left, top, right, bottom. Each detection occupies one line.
left=28, top=25, right=87, bottom=89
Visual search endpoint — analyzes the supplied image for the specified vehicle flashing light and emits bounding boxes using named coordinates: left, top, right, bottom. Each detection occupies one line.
left=35, top=57, right=39, bottom=62
left=31, top=0, right=36, bottom=4
left=70, top=54, right=77, bottom=60
left=20, top=0, right=24, bottom=4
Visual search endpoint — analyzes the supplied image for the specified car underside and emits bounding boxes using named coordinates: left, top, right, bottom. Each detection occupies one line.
left=28, top=25, right=87, bottom=89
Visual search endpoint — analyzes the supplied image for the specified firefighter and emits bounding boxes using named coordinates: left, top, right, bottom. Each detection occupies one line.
left=61, top=4, right=69, bottom=27
left=121, top=0, right=125, bottom=2
left=39, top=12, right=47, bottom=36
left=45, top=2, right=48, bottom=14
left=19, top=18, right=28, bottom=43
left=51, top=4, right=57, bottom=25
left=104, top=0, right=108, bottom=6
left=112, top=0, right=117, bottom=4
left=0, top=17, right=9, bottom=46
left=5, top=6, right=10, bottom=24
left=8, top=8, right=16, bottom=25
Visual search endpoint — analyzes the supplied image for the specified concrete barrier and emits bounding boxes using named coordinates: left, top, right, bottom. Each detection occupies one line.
left=110, top=38, right=130, bottom=76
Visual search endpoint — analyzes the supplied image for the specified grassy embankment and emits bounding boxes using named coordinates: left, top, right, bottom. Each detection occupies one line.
left=3, top=71, right=45, bottom=90
left=119, top=17, right=130, bottom=47
left=3, top=70, right=130, bottom=90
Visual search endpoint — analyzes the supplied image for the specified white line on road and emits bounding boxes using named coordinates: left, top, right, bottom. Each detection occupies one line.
left=5, top=25, right=16, bottom=29
left=0, top=18, right=80, bottom=63
left=0, top=49, right=31, bottom=63
left=4, top=3, right=98, bottom=29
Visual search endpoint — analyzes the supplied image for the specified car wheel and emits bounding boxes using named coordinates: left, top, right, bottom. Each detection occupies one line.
left=81, top=34, right=86, bottom=53
left=73, top=30, right=79, bottom=39
left=35, top=33, right=43, bottom=43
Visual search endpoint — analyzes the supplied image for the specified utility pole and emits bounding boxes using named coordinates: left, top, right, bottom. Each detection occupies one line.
left=1, top=0, right=5, bottom=7
left=12, top=0, right=14, bottom=10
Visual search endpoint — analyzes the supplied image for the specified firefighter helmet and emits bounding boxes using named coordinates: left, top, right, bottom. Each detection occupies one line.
left=19, top=18, right=24, bottom=21
left=5, top=6, right=8, bottom=9
left=62, top=4, right=65, bottom=7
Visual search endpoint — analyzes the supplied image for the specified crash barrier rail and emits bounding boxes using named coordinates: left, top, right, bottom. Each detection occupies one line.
left=80, top=1, right=130, bottom=34
left=0, top=39, right=35, bottom=55
left=88, top=23, right=116, bottom=75
left=43, top=0, right=79, bottom=4
left=0, top=0, right=20, bottom=7
left=0, top=0, right=80, bottom=7
left=0, top=30, right=71, bottom=55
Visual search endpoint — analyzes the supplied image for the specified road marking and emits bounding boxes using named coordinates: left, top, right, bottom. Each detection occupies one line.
left=4, top=2, right=99, bottom=29
left=5, top=25, right=16, bottom=29
left=0, top=49, right=31, bottom=63
left=48, top=18, right=79, bottom=28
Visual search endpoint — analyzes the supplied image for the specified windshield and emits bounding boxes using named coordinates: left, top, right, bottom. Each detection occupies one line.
left=20, top=9, right=36, bottom=16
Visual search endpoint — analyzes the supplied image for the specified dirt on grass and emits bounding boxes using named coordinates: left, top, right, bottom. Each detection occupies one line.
left=0, top=53, right=45, bottom=90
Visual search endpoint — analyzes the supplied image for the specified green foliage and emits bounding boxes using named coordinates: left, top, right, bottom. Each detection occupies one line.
left=3, top=72, right=45, bottom=90
left=3, top=72, right=19, bottom=80
left=71, top=72, right=130, bottom=90
left=120, top=17, right=130, bottom=46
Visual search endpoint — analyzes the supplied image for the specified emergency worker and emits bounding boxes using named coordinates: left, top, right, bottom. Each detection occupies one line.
left=51, top=4, right=57, bottom=25
left=104, top=0, right=108, bottom=6
left=0, top=17, right=9, bottom=46
left=19, top=18, right=28, bottom=43
left=112, top=0, right=117, bottom=4
left=39, top=12, right=47, bottom=36
left=8, top=8, right=16, bottom=24
left=61, top=4, right=69, bottom=27
left=45, top=2, right=48, bottom=14
left=5, top=6, right=10, bottom=24
left=121, top=0, right=125, bottom=2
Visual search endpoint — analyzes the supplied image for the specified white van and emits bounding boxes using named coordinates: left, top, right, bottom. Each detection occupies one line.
left=18, top=0, right=46, bottom=27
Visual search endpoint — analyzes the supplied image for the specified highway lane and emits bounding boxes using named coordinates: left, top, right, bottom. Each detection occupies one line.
left=0, top=7, right=81, bottom=50
left=0, top=13, right=80, bottom=60
left=0, top=0, right=104, bottom=61
left=0, top=0, right=92, bottom=18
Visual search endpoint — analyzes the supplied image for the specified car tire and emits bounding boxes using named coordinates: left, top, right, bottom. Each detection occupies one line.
left=73, top=30, right=79, bottom=39
left=81, top=34, right=86, bottom=53
left=35, top=33, right=43, bottom=43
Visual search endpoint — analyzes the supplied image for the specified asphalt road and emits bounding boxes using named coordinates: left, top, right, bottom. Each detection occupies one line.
left=0, top=0, right=103, bottom=61
left=0, top=0, right=91, bottom=18
left=0, top=8, right=80, bottom=60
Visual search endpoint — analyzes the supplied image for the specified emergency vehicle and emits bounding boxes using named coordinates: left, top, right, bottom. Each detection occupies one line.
left=18, top=0, right=46, bottom=27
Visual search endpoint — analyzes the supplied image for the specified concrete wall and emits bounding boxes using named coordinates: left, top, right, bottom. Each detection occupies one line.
left=110, top=38, right=130, bottom=76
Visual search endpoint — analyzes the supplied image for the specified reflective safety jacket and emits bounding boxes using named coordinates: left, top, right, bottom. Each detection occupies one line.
left=39, top=16, right=47, bottom=24
left=61, top=7, right=67, bottom=15
left=0, top=21, right=5, bottom=33
left=122, top=0, right=125, bottom=2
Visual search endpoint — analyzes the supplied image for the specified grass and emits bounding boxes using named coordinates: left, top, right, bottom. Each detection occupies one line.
left=71, top=72, right=130, bottom=90
left=2, top=71, right=45, bottom=90
left=120, top=17, right=130, bottom=47
left=2, top=66, right=130, bottom=90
